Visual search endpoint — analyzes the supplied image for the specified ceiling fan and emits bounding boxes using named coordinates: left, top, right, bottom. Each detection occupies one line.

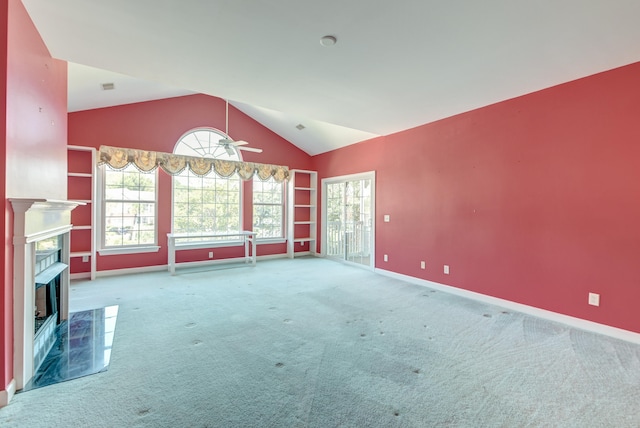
left=219, top=100, right=263, bottom=155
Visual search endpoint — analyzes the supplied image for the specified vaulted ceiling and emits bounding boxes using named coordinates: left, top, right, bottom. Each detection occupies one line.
left=22, top=0, right=640, bottom=155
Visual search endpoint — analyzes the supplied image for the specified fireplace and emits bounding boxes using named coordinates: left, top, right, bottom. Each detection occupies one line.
left=33, top=236, right=66, bottom=371
left=10, top=199, right=83, bottom=391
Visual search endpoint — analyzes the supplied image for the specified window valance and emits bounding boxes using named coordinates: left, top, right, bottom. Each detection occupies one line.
left=98, top=145, right=289, bottom=182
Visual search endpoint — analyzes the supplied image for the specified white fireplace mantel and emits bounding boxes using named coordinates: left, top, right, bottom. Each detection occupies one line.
left=10, top=198, right=85, bottom=242
left=10, top=198, right=84, bottom=391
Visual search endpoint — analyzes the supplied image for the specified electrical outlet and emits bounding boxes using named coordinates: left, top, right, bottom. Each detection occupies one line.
left=444, top=265, right=450, bottom=275
left=208, top=252, right=213, bottom=259
left=588, top=292, right=600, bottom=307
left=384, top=254, right=388, bottom=262
left=82, top=255, right=89, bottom=263
left=420, top=261, right=426, bottom=269
left=300, top=241, right=306, bottom=247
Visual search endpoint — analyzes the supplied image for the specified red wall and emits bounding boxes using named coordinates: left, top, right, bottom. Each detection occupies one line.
left=68, top=63, right=640, bottom=335
left=1, top=0, right=68, bottom=396
left=314, top=61, right=640, bottom=334
left=0, top=0, right=9, bottom=398
left=5, top=8, right=67, bottom=197
left=68, top=94, right=312, bottom=272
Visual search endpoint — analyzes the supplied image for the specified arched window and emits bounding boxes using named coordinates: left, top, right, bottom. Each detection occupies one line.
left=172, top=128, right=242, bottom=238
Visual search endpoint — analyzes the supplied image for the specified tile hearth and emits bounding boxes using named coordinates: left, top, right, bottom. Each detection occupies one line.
left=21, top=305, right=119, bottom=392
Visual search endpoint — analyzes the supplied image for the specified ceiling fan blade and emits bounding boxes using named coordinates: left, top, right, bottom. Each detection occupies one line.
left=218, top=135, right=262, bottom=153
left=238, top=146, right=263, bottom=153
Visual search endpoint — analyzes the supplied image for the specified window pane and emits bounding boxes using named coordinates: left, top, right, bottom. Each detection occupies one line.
left=253, top=176, right=284, bottom=239
left=172, top=129, right=242, bottom=239
left=103, top=164, right=157, bottom=248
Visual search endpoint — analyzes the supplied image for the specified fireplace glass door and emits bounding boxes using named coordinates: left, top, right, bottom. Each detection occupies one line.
left=33, top=235, right=67, bottom=370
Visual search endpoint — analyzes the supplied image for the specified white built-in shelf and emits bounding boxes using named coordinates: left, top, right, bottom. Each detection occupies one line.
left=287, top=169, right=318, bottom=258
left=67, top=145, right=97, bottom=280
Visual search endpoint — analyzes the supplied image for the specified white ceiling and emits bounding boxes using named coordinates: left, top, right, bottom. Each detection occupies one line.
left=23, top=0, right=640, bottom=156
left=67, top=63, right=195, bottom=112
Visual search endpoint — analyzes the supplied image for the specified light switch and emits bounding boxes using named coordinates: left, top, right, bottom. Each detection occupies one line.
left=384, top=215, right=390, bottom=222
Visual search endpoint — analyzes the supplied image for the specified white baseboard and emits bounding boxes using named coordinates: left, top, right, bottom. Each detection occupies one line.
left=375, top=268, right=640, bottom=345
left=291, top=251, right=311, bottom=257
left=96, top=264, right=168, bottom=278
left=0, top=379, right=16, bottom=408
left=256, top=253, right=289, bottom=261
left=95, top=253, right=288, bottom=278
left=70, top=272, right=92, bottom=280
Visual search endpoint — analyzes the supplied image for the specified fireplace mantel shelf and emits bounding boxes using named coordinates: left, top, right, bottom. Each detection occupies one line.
left=9, top=198, right=86, bottom=213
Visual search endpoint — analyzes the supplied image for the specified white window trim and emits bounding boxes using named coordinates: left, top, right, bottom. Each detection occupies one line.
left=98, top=245, right=161, bottom=256
left=97, top=164, right=160, bottom=255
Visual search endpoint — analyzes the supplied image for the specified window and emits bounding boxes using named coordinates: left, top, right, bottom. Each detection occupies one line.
left=172, top=128, right=242, bottom=241
left=253, top=176, right=284, bottom=239
left=102, top=164, right=157, bottom=250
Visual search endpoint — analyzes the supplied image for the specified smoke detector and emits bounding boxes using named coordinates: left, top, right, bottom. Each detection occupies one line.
left=320, top=35, right=337, bottom=47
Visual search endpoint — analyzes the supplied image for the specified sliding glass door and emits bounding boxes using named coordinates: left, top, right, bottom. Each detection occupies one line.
left=322, top=172, right=375, bottom=268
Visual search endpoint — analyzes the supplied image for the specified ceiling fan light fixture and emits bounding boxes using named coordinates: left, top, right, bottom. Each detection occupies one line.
left=320, top=35, right=337, bottom=47
left=219, top=100, right=263, bottom=154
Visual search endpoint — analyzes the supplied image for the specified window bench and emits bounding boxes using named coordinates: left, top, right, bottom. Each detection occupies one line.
left=167, top=231, right=257, bottom=275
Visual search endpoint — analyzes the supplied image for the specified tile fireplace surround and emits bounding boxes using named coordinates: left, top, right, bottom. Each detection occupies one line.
left=9, top=199, right=84, bottom=397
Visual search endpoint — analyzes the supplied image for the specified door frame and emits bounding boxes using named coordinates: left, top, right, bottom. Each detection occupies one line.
left=321, top=171, right=376, bottom=270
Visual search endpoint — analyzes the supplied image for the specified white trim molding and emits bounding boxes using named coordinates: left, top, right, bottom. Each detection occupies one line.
left=0, top=379, right=16, bottom=408
left=96, top=264, right=168, bottom=278
left=98, top=245, right=161, bottom=256
left=375, top=268, right=640, bottom=345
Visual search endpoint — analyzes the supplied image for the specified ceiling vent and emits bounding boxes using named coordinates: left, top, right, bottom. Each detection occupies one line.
left=101, top=82, right=115, bottom=91
left=296, top=124, right=306, bottom=130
